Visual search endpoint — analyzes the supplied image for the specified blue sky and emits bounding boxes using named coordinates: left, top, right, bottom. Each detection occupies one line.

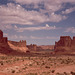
left=0, top=0, right=75, bottom=45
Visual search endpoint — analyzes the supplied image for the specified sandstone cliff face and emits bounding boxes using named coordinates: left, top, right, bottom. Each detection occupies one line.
left=0, top=30, right=8, bottom=44
left=27, top=44, right=37, bottom=51
left=0, top=30, right=29, bottom=53
left=0, top=30, right=11, bottom=54
left=55, top=36, right=75, bottom=51
left=8, top=40, right=28, bottom=52
left=0, top=30, right=8, bottom=49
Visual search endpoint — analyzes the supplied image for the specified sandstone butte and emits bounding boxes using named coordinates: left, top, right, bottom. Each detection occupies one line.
left=0, top=29, right=75, bottom=54
left=55, top=36, right=75, bottom=52
left=0, top=30, right=37, bottom=53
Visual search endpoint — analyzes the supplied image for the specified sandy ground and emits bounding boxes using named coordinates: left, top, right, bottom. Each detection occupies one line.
left=0, top=55, right=75, bottom=75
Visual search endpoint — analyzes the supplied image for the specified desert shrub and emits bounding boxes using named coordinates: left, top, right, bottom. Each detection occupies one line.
left=26, top=73, right=38, bottom=75
left=48, top=58, right=51, bottom=61
left=45, top=66, right=50, bottom=69
left=28, top=57, right=31, bottom=60
left=64, top=72, right=67, bottom=75
left=16, top=58, right=20, bottom=61
left=70, top=71, right=75, bottom=75
left=41, top=62, right=45, bottom=66
left=51, top=70, right=55, bottom=73
left=0, top=61, right=4, bottom=65
left=22, top=67, right=27, bottom=70
left=54, top=63, right=56, bottom=65
left=41, top=72, right=50, bottom=75
left=61, top=60, right=65, bottom=64
left=56, top=72, right=60, bottom=75
left=0, top=62, right=3, bottom=65
left=29, top=64, right=33, bottom=66
left=12, top=70, right=15, bottom=73
left=0, top=56, right=7, bottom=60
left=36, top=61, right=39, bottom=65
left=26, top=50, right=30, bottom=53
left=56, top=73, right=65, bottom=75
left=6, top=60, right=11, bottom=63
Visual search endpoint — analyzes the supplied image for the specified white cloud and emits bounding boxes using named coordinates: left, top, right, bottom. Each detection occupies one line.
left=3, top=33, right=8, bottom=36
left=62, top=7, right=75, bottom=14
left=14, top=24, right=57, bottom=32
left=14, top=0, right=75, bottom=12
left=65, top=27, right=75, bottom=33
left=0, top=25, right=13, bottom=30
left=49, top=13, right=67, bottom=22
left=0, top=1, right=68, bottom=27
left=30, top=36, right=59, bottom=39
left=16, top=0, right=44, bottom=5
left=0, top=3, right=49, bottom=25
left=46, top=24, right=49, bottom=27
left=0, top=0, right=75, bottom=29
left=6, top=33, right=59, bottom=40
left=7, top=34, right=28, bottom=40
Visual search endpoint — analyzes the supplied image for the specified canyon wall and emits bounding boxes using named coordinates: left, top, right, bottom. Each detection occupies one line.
left=55, top=36, right=75, bottom=51
left=0, top=30, right=28, bottom=53
left=8, top=40, right=28, bottom=52
left=27, top=44, right=37, bottom=51
left=0, top=30, right=8, bottom=44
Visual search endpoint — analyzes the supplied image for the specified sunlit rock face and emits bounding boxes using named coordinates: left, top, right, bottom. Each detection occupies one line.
left=0, top=30, right=28, bottom=53
left=8, top=40, right=28, bottom=52
left=55, top=36, right=75, bottom=51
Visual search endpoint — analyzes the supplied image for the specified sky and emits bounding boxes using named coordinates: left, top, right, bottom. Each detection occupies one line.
left=0, top=0, right=75, bottom=45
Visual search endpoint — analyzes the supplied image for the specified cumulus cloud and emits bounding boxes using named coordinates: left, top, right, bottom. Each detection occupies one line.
left=62, top=7, right=75, bottom=14
left=14, top=24, right=57, bottom=32
left=65, top=27, right=75, bottom=33
left=49, top=13, right=67, bottom=22
left=0, top=0, right=75, bottom=30
left=0, top=1, right=68, bottom=27
left=13, top=0, right=43, bottom=5
left=13, top=0, right=75, bottom=12
left=0, top=3, right=49, bottom=25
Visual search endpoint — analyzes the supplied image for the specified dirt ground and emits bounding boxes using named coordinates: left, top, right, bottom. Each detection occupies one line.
left=0, top=53, right=75, bottom=75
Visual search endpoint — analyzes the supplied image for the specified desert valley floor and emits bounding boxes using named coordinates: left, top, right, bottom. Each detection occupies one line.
left=0, top=53, right=75, bottom=75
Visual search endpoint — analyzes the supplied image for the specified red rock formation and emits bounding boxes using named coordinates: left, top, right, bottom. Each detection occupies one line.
left=0, top=30, right=8, bottom=44
left=8, top=40, right=28, bottom=52
left=27, top=44, right=37, bottom=51
left=0, top=30, right=3, bottom=39
left=72, top=36, right=75, bottom=47
left=33, top=44, right=37, bottom=51
left=8, top=40, right=26, bottom=47
left=55, top=36, right=75, bottom=51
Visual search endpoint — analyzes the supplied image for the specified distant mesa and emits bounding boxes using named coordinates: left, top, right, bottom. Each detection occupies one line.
left=55, top=36, right=75, bottom=52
